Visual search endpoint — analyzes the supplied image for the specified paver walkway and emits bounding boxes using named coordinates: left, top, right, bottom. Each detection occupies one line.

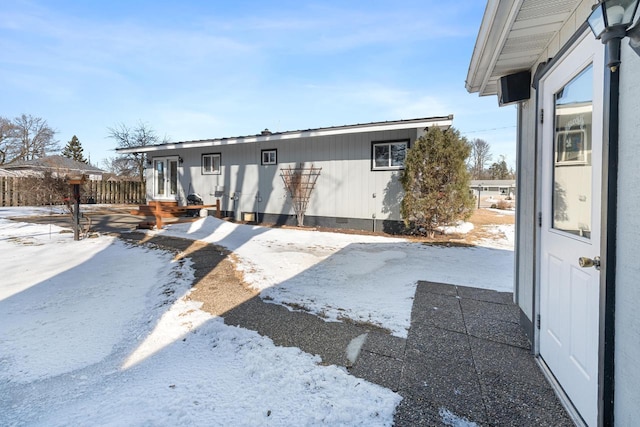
left=222, top=279, right=573, bottom=426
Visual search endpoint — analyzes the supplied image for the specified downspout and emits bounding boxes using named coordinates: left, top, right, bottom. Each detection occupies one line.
left=599, top=40, right=619, bottom=427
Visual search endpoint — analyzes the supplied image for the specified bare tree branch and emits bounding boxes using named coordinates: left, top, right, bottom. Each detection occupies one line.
left=2, top=114, right=58, bottom=163
left=107, top=121, right=166, bottom=181
left=0, top=116, right=17, bottom=165
left=468, top=138, right=492, bottom=180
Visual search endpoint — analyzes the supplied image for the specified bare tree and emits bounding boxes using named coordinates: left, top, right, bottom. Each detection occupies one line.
left=0, top=116, right=16, bottom=165
left=468, top=138, right=492, bottom=179
left=1, top=114, right=58, bottom=163
left=11, top=114, right=59, bottom=161
left=101, top=156, right=139, bottom=178
left=107, top=121, right=168, bottom=181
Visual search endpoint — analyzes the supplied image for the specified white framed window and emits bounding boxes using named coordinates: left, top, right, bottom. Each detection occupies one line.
left=261, top=149, right=277, bottom=165
left=372, top=139, right=408, bottom=170
left=202, top=153, right=221, bottom=175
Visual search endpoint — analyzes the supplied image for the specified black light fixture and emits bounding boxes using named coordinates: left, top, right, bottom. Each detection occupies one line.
left=588, top=0, right=640, bottom=71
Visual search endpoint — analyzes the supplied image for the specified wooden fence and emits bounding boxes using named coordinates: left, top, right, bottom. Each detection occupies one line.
left=0, top=177, right=146, bottom=207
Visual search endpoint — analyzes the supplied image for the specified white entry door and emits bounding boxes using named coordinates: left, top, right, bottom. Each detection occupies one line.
left=539, top=33, right=603, bottom=427
left=153, top=157, right=179, bottom=200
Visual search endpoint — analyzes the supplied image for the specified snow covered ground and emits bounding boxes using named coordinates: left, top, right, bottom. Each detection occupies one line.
left=0, top=207, right=513, bottom=426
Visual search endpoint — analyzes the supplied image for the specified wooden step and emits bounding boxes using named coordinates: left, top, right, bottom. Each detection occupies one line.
left=132, top=199, right=222, bottom=229
left=131, top=206, right=184, bottom=218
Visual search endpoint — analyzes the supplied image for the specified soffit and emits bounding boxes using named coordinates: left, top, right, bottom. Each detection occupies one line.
left=466, top=0, right=582, bottom=96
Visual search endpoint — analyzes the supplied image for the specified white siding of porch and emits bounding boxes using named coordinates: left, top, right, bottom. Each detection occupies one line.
left=512, top=0, right=593, bottom=332
left=614, top=39, right=640, bottom=425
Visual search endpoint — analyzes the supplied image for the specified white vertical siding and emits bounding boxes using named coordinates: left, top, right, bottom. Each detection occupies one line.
left=514, top=0, right=594, bottom=326
left=614, top=40, right=640, bottom=425
left=515, top=97, right=538, bottom=320
left=539, top=1, right=593, bottom=63
left=150, top=128, right=417, bottom=223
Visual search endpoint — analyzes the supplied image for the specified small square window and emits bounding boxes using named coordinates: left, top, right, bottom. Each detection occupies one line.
left=261, top=149, right=277, bottom=165
left=202, top=153, right=221, bottom=175
left=371, top=140, right=408, bottom=170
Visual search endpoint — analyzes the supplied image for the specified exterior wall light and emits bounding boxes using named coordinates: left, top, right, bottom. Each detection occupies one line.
left=588, top=0, right=640, bottom=71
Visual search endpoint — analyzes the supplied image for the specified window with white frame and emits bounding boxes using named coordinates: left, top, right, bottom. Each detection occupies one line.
left=372, top=140, right=408, bottom=170
left=261, top=149, right=277, bottom=165
left=202, top=153, right=221, bottom=175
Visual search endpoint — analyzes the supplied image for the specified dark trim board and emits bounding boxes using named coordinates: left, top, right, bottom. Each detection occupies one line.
left=209, top=211, right=406, bottom=234
left=260, top=213, right=405, bottom=234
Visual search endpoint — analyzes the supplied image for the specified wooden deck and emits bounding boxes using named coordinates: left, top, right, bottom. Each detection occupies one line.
left=131, top=200, right=221, bottom=229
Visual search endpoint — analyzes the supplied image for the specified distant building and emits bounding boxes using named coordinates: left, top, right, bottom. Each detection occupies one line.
left=470, top=179, right=516, bottom=208
left=1, top=155, right=106, bottom=180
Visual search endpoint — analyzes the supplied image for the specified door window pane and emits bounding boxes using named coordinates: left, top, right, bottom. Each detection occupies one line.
left=169, top=160, right=178, bottom=195
left=155, top=160, right=165, bottom=196
left=553, top=65, right=593, bottom=238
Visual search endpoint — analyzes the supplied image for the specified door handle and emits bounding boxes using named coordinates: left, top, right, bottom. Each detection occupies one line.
left=579, top=256, right=601, bottom=270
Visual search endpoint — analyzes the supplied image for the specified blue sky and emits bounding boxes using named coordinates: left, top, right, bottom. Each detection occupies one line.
left=1, top=0, right=517, bottom=168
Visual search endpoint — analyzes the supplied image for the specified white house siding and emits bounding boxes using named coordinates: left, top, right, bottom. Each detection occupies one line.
left=512, top=0, right=594, bottom=341
left=515, top=97, right=537, bottom=331
left=147, top=128, right=416, bottom=231
left=614, top=41, right=640, bottom=425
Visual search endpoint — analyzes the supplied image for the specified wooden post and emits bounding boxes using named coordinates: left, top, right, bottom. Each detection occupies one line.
left=154, top=200, right=163, bottom=229
left=68, top=176, right=86, bottom=241
left=216, top=199, right=221, bottom=218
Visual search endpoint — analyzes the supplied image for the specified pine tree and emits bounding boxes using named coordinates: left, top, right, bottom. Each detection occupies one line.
left=61, top=135, right=87, bottom=163
left=400, top=127, right=475, bottom=237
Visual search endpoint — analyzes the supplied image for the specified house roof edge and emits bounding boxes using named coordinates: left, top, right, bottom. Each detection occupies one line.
left=116, top=115, right=454, bottom=154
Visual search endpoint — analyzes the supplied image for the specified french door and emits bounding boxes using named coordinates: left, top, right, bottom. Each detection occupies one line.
left=152, top=157, right=179, bottom=200
left=539, top=33, right=604, bottom=426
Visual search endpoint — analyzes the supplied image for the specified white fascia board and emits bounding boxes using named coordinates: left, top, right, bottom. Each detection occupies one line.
left=116, top=117, right=454, bottom=154
left=467, top=0, right=501, bottom=93
left=466, top=0, right=524, bottom=95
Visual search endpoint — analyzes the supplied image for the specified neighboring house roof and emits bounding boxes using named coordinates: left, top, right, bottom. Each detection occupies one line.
left=471, top=179, right=516, bottom=187
left=3, top=155, right=106, bottom=176
left=116, top=115, right=454, bottom=154
left=466, top=0, right=583, bottom=96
